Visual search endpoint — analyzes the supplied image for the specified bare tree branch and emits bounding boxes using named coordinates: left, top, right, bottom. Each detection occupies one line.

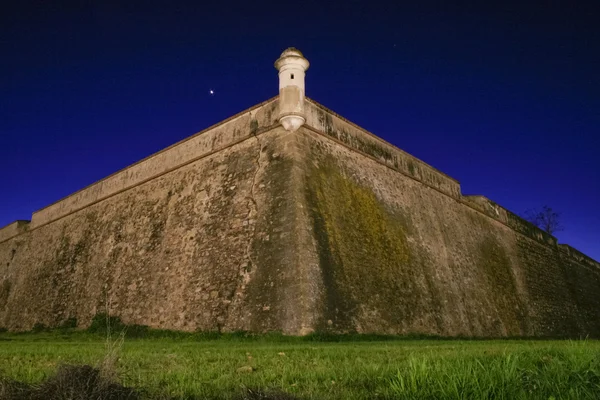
left=523, top=206, right=564, bottom=235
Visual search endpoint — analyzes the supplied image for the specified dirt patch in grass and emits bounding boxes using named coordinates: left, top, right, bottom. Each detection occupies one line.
left=0, top=364, right=139, bottom=400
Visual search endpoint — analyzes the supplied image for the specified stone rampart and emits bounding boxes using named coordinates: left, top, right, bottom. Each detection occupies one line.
left=559, top=244, right=600, bottom=270
left=0, top=221, right=30, bottom=243
left=0, top=96, right=597, bottom=337
left=304, top=98, right=461, bottom=198
left=296, top=124, right=598, bottom=337
left=28, top=98, right=280, bottom=229
left=0, top=124, right=316, bottom=333
left=462, top=195, right=557, bottom=247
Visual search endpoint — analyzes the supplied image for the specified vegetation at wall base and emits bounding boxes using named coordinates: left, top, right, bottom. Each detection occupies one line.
left=1, top=322, right=600, bottom=399
left=2, top=313, right=588, bottom=342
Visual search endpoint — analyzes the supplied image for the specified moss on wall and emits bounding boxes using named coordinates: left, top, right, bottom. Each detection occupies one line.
left=300, top=130, right=595, bottom=337
left=306, top=156, right=425, bottom=332
left=476, top=236, right=528, bottom=335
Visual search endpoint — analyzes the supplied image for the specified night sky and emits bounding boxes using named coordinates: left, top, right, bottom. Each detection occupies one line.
left=1, top=1, right=598, bottom=260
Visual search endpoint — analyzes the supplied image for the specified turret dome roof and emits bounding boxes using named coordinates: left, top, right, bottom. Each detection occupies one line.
left=280, top=47, right=304, bottom=58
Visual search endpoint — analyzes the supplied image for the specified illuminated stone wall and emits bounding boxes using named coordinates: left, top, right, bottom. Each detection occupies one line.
left=1, top=97, right=598, bottom=337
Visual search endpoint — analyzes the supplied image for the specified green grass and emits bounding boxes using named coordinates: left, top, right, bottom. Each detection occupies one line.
left=0, top=331, right=599, bottom=399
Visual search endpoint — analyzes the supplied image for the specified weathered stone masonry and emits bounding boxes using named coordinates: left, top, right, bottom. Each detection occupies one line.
left=293, top=100, right=600, bottom=337
left=1, top=54, right=598, bottom=336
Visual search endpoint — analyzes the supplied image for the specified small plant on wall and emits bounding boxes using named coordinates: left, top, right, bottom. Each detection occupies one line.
left=523, top=206, right=564, bottom=235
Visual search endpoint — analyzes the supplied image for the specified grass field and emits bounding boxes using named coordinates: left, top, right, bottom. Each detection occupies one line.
left=0, top=329, right=599, bottom=399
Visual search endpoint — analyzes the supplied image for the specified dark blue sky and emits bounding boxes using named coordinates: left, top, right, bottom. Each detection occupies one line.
left=1, top=1, right=598, bottom=260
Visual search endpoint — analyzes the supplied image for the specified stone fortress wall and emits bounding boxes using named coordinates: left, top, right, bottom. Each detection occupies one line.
left=0, top=94, right=598, bottom=336
left=303, top=99, right=461, bottom=199
left=0, top=97, right=316, bottom=333
left=302, top=98, right=598, bottom=268
left=294, top=101, right=600, bottom=336
left=24, top=97, right=280, bottom=230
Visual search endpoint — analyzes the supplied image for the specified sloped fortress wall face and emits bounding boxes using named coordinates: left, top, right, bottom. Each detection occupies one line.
left=295, top=125, right=600, bottom=337
left=28, top=99, right=281, bottom=228
left=0, top=103, right=318, bottom=334
left=1, top=94, right=599, bottom=337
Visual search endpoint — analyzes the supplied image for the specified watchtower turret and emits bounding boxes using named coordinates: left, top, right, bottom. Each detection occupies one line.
left=274, top=47, right=310, bottom=132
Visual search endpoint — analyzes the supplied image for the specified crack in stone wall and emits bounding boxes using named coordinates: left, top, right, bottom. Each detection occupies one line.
left=245, top=129, right=263, bottom=271
left=221, top=119, right=270, bottom=329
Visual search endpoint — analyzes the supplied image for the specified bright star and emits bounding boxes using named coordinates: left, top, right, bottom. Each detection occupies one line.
left=209, top=90, right=214, bottom=95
